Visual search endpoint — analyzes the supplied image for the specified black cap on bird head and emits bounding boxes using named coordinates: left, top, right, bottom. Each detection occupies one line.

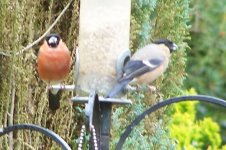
left=45, top=34, right=61, bottom=48
left=154, top=39, right=178, bottom=53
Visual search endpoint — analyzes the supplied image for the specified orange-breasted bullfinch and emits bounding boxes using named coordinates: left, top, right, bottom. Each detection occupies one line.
left=37, top=34, right=71, bottom=110
left=106, top=39, right=178, bottom=98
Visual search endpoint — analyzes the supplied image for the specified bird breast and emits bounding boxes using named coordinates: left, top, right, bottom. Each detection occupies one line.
left=37, top=46, right=71, bottom=84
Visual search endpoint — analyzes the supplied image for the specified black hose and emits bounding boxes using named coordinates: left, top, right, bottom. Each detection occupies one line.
left=0, top=123, right=71, bottom=150
left=116, top=95, right=226, bottom=150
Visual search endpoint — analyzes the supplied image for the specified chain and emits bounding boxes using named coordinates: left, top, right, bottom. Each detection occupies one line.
left=78, top=125, right=86, bottom=150
left=78, top=124, right=99, bottom=150
left=90, top=124, right=98, bottom=150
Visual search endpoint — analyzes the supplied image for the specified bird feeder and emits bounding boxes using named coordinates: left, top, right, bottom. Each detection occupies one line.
left=77, top=0, right=131, bottom=95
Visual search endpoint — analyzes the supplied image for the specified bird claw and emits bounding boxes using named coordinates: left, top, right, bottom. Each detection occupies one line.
left=47, top=85, right=52, bottom=90
left=148, top=85, right=157, bottom=92
left=60, top=84, right=66, bottom=90
left=126, top=85, right=137, bottom=92
left=126, top=85, right=157, bottom=93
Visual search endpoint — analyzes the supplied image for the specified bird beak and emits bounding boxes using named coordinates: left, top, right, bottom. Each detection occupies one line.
left=172, top=43, right=178, bottom=51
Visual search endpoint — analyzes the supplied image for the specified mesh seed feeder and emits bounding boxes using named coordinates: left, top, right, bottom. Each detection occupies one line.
left=77, top=0, right=131, bottom=95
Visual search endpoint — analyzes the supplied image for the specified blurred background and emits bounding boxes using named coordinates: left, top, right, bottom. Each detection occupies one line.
left=185, top=0, right=226, bottom=147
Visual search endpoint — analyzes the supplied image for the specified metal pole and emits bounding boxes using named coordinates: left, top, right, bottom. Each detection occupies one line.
left=100, top=102, right=112, bottom=150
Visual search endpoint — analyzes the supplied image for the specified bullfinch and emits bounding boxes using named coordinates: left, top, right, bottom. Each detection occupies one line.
left=37, top=34, right=71, bottom=110
left=106, top=39, right=178, bottom=98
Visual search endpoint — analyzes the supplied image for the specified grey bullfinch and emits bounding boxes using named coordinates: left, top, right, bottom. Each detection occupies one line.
left=37, top=34, right=71, bottom=110
left=106, top=39, right=178, bottom=98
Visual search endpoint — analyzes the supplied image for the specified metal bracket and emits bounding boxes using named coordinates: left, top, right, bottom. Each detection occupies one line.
left=85, top=91, right=101, bottom=149
left=74, top=47, right=80, bottom=94
left=69, top=86, right=132, bottom=150
left=116, top=49, right=131, bottom=79
left=72, top=96, right=132, bottom=105
left=76, top=91, right=131, bottom=150
left=49, top=85, right=75, bottom=91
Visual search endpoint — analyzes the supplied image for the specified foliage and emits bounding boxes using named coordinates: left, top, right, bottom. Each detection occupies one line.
left=129, top=0, right=157, bottom=49
left=185, top=0, right=226, bottom=99
left=185, top=0, right=226, bottom=144
left=168, top=89, right=224, bottom=149
left=110, top=90, right=176, bottom=150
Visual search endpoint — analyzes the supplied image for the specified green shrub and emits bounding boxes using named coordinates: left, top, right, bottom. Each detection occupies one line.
left=111, top=91, right=177, bottom=150
left=169, top=89, right=223, bottom=149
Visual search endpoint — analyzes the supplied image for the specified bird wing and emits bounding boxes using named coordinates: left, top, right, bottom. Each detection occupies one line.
left=119, top=57, right=165, bottom=82
left=106, top=57, right=164, bottom=98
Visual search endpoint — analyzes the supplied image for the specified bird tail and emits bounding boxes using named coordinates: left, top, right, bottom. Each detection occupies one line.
left=48, top=90, right=62, bottom=110
left=106, top=79, right=131, bottom=98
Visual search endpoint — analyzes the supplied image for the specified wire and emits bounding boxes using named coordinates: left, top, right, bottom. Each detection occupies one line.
left=0, top=51, right=11, bottom=57
left=0, top=0, right=73, bottom=56
left=15, top=0, right=73, bottom=55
